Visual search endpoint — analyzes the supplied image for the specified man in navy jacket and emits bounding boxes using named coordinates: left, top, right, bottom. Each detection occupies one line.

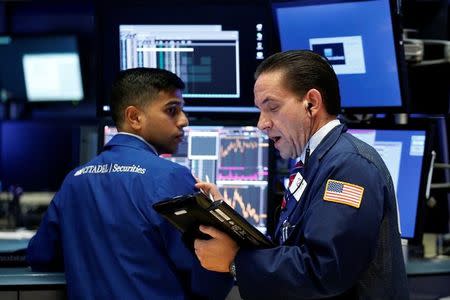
left=194, top=51, right=409, bottom=299
left=27, top=68, right=232, bottom=299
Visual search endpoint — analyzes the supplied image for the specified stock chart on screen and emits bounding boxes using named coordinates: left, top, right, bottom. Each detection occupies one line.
left=104, top=125, right=270, bottom=233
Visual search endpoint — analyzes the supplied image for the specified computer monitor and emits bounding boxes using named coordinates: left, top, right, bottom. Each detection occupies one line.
left=346, top=123, right=434, bottom=240
left=0, top=120, right=80, bottom=192
left=272, top=0, right=408, bottom=113
left=119, top=25, right=239, bottom=101
left=0, top=35, right=84, bottom=102
left=102, top=124, right=270, bottom=233
left=97, top=0, right=275, bottom=115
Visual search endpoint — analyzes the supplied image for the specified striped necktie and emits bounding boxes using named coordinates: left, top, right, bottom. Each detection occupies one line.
left=281, top=160, right=304, bottom=209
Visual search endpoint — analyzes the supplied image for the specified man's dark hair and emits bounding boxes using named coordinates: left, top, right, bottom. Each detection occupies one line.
left=255, top=50, right=341, bottom=115
left=110, top=68, right=185, bottom=128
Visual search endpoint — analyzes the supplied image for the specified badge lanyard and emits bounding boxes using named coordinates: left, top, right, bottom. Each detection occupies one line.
left=280, top=175, right=306, bottom=243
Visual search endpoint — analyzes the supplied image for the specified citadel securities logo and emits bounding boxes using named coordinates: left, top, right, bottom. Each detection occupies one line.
left=74, top=163, right=146, bottom=176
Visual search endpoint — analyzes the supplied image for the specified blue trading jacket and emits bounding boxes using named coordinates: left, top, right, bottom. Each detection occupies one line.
left=234, top=125, right=409, bottom=299
left=26, top=134, right=232, bottom=300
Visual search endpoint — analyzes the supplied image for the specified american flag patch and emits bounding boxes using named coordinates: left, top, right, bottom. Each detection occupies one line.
left=323, top=179, right=364, bottom=208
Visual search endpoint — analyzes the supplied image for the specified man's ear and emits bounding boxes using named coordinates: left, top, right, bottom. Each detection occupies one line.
left=304, top=89, right=322, bottom=116
left=124, top=106, right=142, bottom=130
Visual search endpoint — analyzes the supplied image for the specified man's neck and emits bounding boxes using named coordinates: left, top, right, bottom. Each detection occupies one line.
left=116, top=132, right=159, bottom=155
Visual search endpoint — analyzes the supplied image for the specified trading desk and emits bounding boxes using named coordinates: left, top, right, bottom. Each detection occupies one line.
left=407, top=257, right=450, bottom=299
left=1, top=240, right=450, bottom=300
left=0, top=268, right=65, bottom=300
left=1, top=259, right=450, bottom=300
left=0, top=236, right=65, bottom=300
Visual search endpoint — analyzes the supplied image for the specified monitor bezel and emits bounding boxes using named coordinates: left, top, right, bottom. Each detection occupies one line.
left=271, top=0, right=410, bottom=114
left=95, top=0, right=276, bottom=118
left=0, top=33, right=85, bottom=104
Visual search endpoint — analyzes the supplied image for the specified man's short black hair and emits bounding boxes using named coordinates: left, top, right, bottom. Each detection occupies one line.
left=255, top=50, right=341, bottom=116
left=110, top=68, right=185, bottom=128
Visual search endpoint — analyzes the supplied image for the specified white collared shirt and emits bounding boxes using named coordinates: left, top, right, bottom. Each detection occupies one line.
left=298, top=119, right=341, bottom=163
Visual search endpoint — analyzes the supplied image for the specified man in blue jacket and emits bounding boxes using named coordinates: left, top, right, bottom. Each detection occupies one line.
left=27, top=68, right=232, bottom=299
left=194, top=51, right=409, bottom=299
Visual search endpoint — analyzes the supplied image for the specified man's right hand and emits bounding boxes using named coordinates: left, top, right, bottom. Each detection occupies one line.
left=195, top=182, right=223, bottom=201
left=194, top=225, right=239, bottom=273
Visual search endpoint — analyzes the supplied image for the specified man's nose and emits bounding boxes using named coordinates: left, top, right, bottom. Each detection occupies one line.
left=257, top=115, right=271, bottom=131
left=179, top=111, right=189, bottom=127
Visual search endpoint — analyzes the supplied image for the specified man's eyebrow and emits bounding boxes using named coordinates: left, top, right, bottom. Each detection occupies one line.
left=260, top=98, right=276, bottom=106
left=260, top=98, right=269, bottom=105
left=164, top=100, right=184, bottom=107
left=255, top=98, right=271, bottom=109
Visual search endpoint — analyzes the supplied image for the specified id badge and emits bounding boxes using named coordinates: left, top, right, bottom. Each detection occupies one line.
left=288, top=172, right=307, bottom=202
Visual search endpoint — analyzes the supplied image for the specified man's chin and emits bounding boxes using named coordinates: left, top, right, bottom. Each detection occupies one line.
left=164, top=148, right=177, bottom=155
left=155, top=146, right=177, bottom=156
left=278, top=150, right=290, bottom=160
left=167, top=145, right=178, bottom=155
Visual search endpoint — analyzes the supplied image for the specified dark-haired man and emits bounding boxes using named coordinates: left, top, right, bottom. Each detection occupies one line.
left=27, top=68, right=232, bottom=299
left=194, top=50, right=409, bottom=299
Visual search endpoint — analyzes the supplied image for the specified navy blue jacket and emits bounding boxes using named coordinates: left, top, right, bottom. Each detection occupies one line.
left=27, top=134, right=232, bottom=300
left=234, top=125, right=409, bottom=299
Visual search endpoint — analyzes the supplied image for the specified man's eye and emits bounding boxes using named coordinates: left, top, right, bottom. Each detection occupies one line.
left=269, top=106, right=279, bottom=112
left=167, top=107, right=178, bottom=115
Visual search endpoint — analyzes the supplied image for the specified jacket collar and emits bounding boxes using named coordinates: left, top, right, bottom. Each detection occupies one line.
left=104, top=133, right=158, bottom=156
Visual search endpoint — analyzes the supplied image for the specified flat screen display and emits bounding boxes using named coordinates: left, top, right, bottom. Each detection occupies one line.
left=347, top=125, right=432, bottom=239
left=97, top=0, right=275, bottom=114
left=119, top=25, right=240, bottom=99
left=103, top=125, right=270, bottom=233
left=0, top=121, right=79, bottom=191
left=0, top=35, right=83, bottom=102
left=272, top=0, right=406, bottom=112
left=23, top=53, right=83, bottom=102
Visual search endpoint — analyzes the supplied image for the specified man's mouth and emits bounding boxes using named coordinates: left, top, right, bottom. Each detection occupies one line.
left=175, top=134, right=184, bottom=142
left=271, top=136, right=281, bottom=144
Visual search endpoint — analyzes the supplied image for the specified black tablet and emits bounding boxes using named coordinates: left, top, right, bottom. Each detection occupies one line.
left=153, top=191, right=274, bottom=248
